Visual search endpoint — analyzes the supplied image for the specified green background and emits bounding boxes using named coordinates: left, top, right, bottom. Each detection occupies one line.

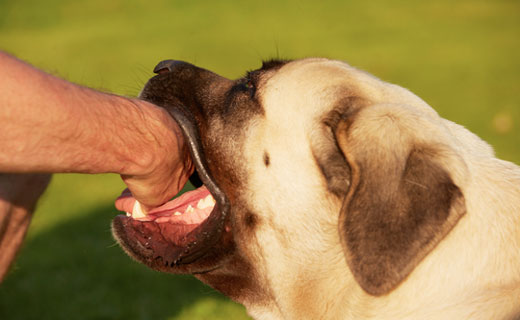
left=0, top=0, right=518, bottom=319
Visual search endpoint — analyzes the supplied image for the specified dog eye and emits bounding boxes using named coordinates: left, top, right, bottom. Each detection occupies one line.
left=244, top=80, right=254, bottom=90
left=239, top=78, right=256, bottom=98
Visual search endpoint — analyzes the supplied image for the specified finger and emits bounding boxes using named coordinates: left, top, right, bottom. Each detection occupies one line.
left=114, top=191, right=135, bottom=213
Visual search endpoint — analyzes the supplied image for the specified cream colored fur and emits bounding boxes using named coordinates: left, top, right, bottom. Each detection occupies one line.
left=234, top=59, right=520, bottom=319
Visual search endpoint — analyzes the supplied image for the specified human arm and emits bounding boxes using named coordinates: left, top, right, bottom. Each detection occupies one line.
left=0, top=51, right=193, bottom=208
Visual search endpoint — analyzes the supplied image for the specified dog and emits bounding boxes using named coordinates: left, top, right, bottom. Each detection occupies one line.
left=112, top=58, right=520, bottom=319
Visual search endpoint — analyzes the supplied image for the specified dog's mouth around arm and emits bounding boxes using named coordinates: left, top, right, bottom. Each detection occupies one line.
left=112, top=104, right=230, bottom=272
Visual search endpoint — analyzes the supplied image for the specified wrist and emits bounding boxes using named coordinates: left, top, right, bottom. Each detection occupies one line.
left=118, top=99, right=192, bottom=207
left=118, top=99, right=183, bottom=178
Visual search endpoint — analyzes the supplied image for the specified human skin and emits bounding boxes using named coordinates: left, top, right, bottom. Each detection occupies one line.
left=0, top=173, right=51, bottom=281
left=0, top=51, right=193, bottom=280
left=0, top=51, right=193, bottom=208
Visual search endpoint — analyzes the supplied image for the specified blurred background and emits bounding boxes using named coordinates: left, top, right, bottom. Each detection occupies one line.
left=0, top=0, right=518, bottom=319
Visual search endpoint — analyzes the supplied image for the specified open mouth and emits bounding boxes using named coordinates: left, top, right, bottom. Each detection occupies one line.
left=112, top=105, right=230, bottom=271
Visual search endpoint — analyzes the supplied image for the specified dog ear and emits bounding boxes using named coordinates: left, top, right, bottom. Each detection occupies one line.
left=332, top=104, right=466, bottom=296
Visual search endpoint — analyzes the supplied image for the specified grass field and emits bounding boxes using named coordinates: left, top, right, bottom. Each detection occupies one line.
left=0, top=0, right=519, bottom=319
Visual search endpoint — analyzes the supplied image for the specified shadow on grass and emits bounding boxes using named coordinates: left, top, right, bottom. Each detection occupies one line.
left=0, top=203, right=246, bottom=320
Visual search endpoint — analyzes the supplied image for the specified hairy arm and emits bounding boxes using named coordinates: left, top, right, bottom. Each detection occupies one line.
left=0, top=52, right=193, bottom=207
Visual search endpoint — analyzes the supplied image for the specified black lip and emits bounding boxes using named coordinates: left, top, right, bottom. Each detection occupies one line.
left=161, top=104, right=230, bottom=265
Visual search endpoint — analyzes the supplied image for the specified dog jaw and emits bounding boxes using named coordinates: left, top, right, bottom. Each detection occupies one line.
left=111, top=58, right=520, bottom=319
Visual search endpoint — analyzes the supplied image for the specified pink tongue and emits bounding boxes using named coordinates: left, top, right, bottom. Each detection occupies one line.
left=115, top=186, right=211, bottom=216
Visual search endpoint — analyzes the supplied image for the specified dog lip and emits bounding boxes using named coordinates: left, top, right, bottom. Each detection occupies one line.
left=159, top=104, right=230, bottom=265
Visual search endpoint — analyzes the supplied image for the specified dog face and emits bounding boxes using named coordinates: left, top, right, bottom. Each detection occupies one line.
left=113, top=58, right=473, bottom=317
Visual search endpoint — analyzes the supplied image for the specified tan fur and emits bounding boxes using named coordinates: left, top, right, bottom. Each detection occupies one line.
left=122, top=58, right=520, bottom=319
left=235, top=59, right=520, bottom=319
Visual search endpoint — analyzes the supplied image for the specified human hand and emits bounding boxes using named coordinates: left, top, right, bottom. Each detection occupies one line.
left=0, top=51, right=193, bottom=222
left=115, top=102, right=194, bottom=213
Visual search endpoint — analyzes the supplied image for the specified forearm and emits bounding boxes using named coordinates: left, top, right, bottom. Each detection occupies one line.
left=0, top=52, right=175, bottom=177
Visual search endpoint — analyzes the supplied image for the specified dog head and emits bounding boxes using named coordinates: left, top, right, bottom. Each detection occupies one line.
left=112, top=58, right=467, bottom=316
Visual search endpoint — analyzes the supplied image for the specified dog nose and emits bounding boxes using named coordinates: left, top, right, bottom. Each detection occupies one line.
left=153, top=60, right=189, bottom=74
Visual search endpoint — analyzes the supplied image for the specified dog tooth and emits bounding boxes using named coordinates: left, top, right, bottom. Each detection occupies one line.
left=174, top=211, right=182, bottom=216
left=197, top=197, right=212, bottom=209
left=126, top=212, right=131, bottom=217
left=186, top=205, right=194, bottom=213
left=197, top=195, right=215, bottom=209
left=132, top=201, right=147, bottom=219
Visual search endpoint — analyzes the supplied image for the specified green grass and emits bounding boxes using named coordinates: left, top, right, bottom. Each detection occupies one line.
left=0, top=0, right=519, bottom=319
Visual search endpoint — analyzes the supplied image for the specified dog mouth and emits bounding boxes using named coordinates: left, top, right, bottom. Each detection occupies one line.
left=112, top=105, right=230, bottom=271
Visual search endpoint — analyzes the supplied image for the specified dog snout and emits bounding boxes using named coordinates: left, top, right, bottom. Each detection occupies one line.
left=153, top=60, right=192, bottom=74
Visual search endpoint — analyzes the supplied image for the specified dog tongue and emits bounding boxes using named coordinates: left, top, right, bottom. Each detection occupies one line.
left=115, top=186, right=214, bottom=221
